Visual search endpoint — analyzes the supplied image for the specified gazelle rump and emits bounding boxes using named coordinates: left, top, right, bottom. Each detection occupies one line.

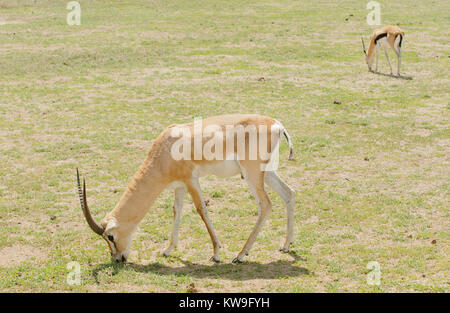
left=77, top=114, right=295, bottom=263
left=361, top=25, right=405, bottom=76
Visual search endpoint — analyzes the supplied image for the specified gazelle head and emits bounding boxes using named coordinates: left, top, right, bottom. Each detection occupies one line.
left=77, top=169, right=132, bottom=262
left=361, top=37, right=373, bottom=71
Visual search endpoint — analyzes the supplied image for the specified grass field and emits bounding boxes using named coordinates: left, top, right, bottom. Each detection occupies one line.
left=0, top=0, right=448, bottom=292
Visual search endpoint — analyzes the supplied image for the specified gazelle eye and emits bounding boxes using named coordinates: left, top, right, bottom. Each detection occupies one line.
left=107, top=235, right=114, bottom=242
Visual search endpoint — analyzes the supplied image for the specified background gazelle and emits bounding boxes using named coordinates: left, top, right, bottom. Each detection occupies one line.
left=361, top=25, right=405, bottom=76
left=77, top=114, right=295, bottom=263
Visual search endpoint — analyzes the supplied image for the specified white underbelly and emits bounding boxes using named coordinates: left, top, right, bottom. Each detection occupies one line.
left=197, top=160, right=241, bottom=177
left=377, top=37, right=390, bottom=48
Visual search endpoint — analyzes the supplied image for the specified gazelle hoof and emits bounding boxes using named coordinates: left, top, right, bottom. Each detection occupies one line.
left=232, top=257, right=243, bottom=264
left=279, top=247, right=289, bottom=253
left=210, top=256, right=220, bottom=263
left=162, top=248, right=173, bottom=257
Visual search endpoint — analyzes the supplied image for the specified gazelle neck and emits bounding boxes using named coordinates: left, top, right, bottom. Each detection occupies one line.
left=109, top=155, right=168, bottom=231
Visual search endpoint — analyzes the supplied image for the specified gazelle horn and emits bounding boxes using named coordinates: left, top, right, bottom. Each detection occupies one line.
left=361, top=37, right=367, bottom=55
left=77, top=168, right=104, bottom=236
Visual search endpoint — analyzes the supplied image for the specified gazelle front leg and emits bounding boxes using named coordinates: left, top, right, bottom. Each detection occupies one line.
left=384, top=48, right=393, bottom=75
left=186, top=178, right=221, bottom=262
left=233, top=164, right=272, bottom=263
left=163, top=187, right=185, bottom=256
left=375, top=43, right=380, bottom=72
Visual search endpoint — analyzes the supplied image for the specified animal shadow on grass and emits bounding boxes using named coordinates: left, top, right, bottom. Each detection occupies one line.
left=92, top=253, right=309, bottom=283
left=370, top=70, right=413, bottom=80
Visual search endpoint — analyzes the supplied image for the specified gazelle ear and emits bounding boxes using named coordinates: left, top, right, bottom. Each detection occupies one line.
left=104, top=219, right=118, bottom=233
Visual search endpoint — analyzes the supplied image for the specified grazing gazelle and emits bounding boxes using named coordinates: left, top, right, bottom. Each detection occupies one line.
left=361, top=25, right=405, bottom=76
left=77, top=114, right=295, bottom=263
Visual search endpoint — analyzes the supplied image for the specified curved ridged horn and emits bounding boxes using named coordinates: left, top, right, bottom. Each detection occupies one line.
left=77, top=168, right=104, bottom=236
left=361, top=37, right=367, bottom=55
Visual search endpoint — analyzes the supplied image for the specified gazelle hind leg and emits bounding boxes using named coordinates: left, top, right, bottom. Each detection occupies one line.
left=394, top=44, right=401, bottom=76
left=264, top=171, right=295, bottom=252
left=186, top=178, right=221, bottom=262
left=233, top=162, right=272, bottom=263
left=393, top=35, right=402, bottom=76
left=163, top=187, right=185, bottom=256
